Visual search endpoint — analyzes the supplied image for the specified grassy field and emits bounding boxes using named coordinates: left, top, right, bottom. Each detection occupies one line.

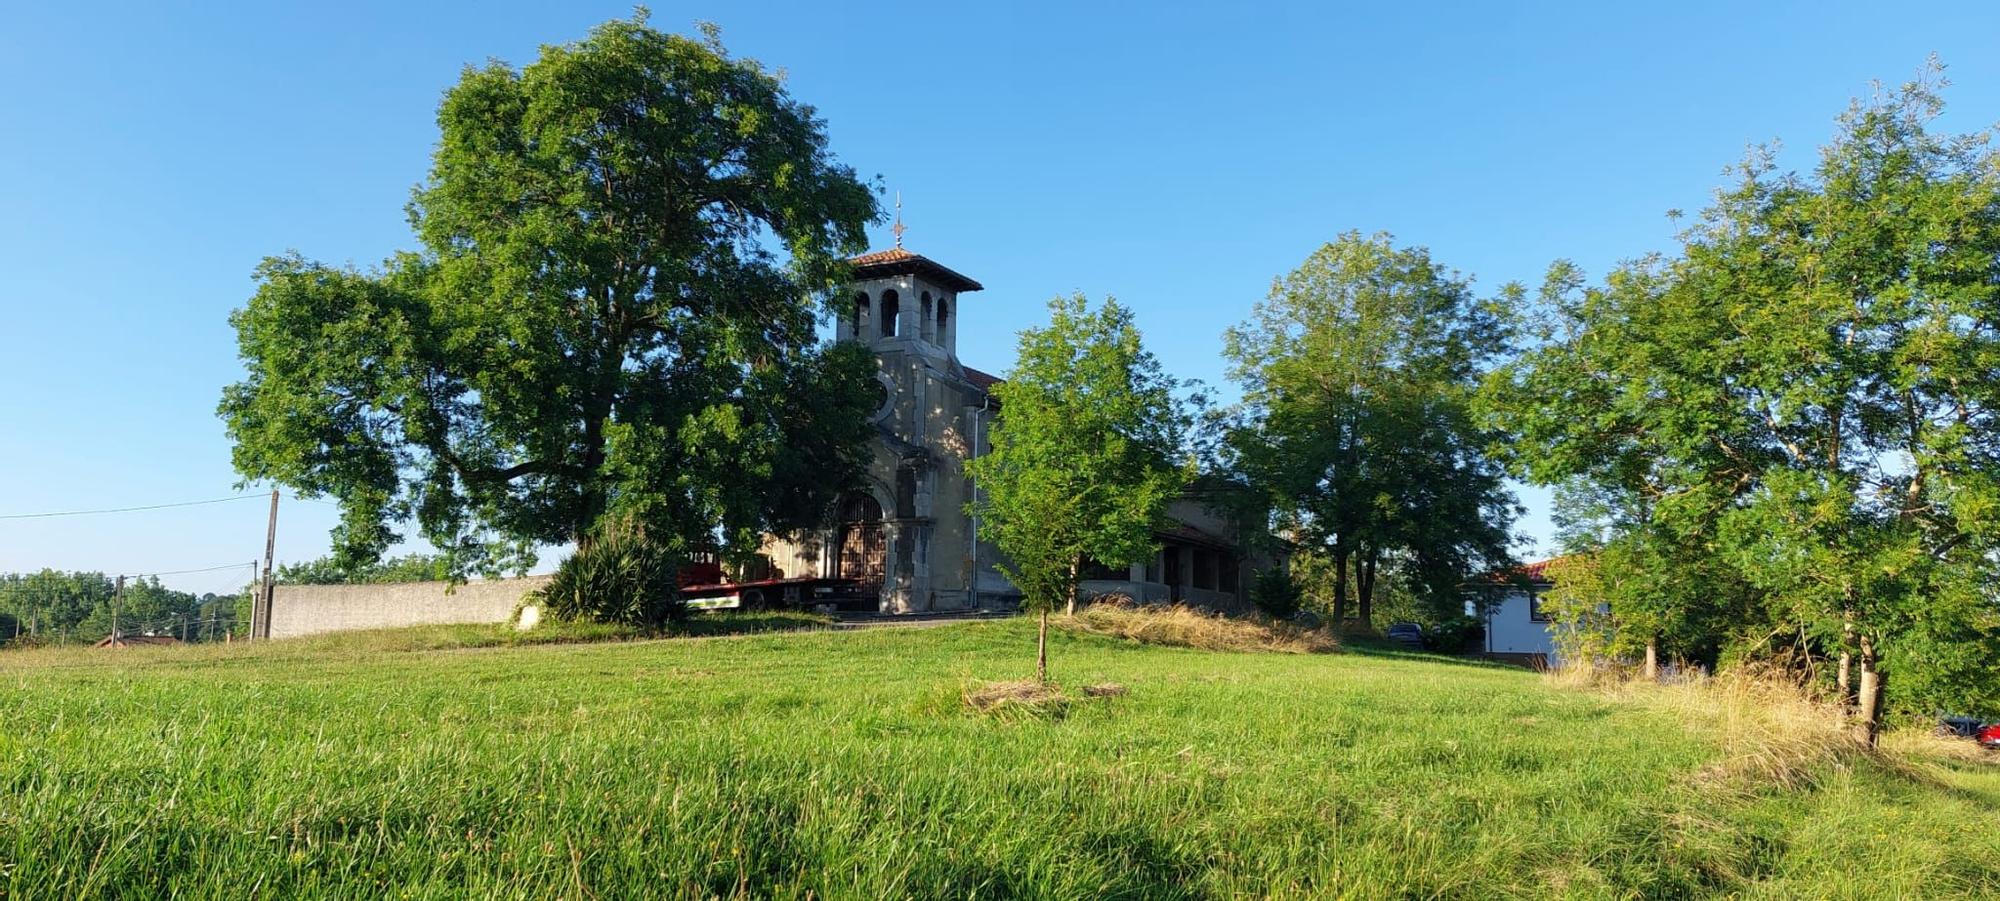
left=2, top=615, right=1996, bottom=899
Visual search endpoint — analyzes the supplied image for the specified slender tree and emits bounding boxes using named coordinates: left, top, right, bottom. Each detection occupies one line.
left=968, top=295, right=1193, bottom=682
left=1224, top=233, right=1516, bottom=631
left=220, top=15, right=880, bottom=575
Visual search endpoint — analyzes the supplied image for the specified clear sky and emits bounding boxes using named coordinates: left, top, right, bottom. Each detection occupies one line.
left=4, top=1, right=1998, bottom=592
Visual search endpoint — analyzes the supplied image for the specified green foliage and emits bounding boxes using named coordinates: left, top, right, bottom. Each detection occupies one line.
left=1223, top=233, right=1517, bottom=629
left=276, top=553, right=454, bottom=585
left=1420, top=615, right=1483, bottom=654
left=968, top=295, right=1194, bottom=613
left=1537, top=555, right=1618, bottom=664
left=1, top=570, right=240, bottom=644
left=1248, top=566, right=1302, bottom=619
left=3, top=620, right=1996, bottom=896
left=219, top=13, right=879, bottom=577
left=1485, top=66, right=2000, bottom=730
left=534, top=515, right=687, bottom=628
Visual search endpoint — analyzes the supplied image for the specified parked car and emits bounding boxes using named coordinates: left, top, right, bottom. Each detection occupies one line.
left=1979, top=723, right=2000, bottom=749
left=1385, top=622, right=1423, bottom=648
left=1940, top=715, right=1985, bottom=739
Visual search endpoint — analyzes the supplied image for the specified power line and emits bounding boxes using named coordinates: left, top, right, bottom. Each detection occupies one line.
left=0, top=494, right=266, bottom=521
left=125, top=562, right=259, bottom=579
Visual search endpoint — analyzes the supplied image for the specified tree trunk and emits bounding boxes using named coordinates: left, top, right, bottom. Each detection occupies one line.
left=1836, top=612, right=1855, bottom=711
left=1066, top=557, right=1080, bottom=616
left=1855, top=633, right=1883, bottom=748
left=1332, top=550, right=1350, bottom=634
left=574, top=323, right=624, bottom=544
left=577, top=407, right=609, bottom=544
left=1037, top=608, right=1049, bottom=684
left=1356, top=551, right=1377, bottom=633
left=1643, top=638, right=1659, bottom=682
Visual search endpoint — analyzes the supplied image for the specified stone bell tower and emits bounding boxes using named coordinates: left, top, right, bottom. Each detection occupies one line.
left=830, top=220, right=988, bottom=612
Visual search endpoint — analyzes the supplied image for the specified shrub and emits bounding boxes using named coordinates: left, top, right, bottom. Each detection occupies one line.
left=1422, top=616, right=1484, bottom=653
left=1248, top=567, right=1302, bottom=619
left=534, top=514, right=687, bottom=628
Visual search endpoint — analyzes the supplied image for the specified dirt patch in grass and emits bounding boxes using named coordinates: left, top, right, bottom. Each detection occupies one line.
left=1062, top=599, right=1338, bottom=654
left=1082, top=682, right=1129, bottom=698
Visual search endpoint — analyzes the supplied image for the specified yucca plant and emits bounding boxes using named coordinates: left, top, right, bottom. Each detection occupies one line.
left=535, top=513, right=686, bottom=628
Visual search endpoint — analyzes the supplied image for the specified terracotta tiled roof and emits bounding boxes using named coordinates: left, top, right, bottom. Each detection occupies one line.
left=1478, top=556, right=1575, bottom=585
left=848, top=247, right=920, bottom=267
left=962, top=366, right=1003, bottom=393
left=848, top=247, right=984, bottom=293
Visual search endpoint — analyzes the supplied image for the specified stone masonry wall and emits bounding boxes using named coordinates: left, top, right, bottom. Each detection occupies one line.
left=267, top=576, right=551, bottom=639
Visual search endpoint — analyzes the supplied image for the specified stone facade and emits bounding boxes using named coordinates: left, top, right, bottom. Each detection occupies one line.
left=762, top=248, right=1278, bottom=614
left=761, top=248, right=1004, bottom=612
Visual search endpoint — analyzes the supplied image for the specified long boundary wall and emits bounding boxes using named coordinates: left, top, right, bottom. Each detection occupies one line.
left=267, top=576, right=550, bottom=639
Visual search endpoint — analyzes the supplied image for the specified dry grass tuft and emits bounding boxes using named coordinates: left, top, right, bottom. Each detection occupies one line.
left=1675, top=675, right=1859, bottom=793
left=1552, top=665, right=1856, bottom=793
left=1082, top=682, right=1128, bottom=698
left=1881, top=729, right=1996, bottom=766
left=962, top=679, right=1069, bottom=719
left=1063, top=599, right=1339, bottom=654
left=1552, top=660, right=2000, bottom=839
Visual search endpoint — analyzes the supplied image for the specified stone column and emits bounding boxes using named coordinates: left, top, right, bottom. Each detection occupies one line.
left=880, top=520, right=903, bottom=613
left=899, top=280, right=920, bottom=340
left=907, top=523, right=932, bottom=612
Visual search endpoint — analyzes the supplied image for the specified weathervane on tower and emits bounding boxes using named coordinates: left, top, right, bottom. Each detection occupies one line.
left=891, top=191, right=905, bottom=248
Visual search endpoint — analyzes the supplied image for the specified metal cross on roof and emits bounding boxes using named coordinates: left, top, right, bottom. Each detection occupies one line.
left=891, top=191, right=905, bottom=247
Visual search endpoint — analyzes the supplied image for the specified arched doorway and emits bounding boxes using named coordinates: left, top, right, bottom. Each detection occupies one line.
left=836, top=494, right=885, bottom=597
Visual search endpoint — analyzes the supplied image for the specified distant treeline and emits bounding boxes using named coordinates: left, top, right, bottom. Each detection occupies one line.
left=0, top=571, right=246, bottom=646
left=274, top=553, right=453, bottom=585
left=0, top=554, right=453, bottom=647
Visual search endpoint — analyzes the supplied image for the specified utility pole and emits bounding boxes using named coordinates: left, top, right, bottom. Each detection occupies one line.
left=245, top=560, right=256, bottom=641
left=257, top=490, right=279, bottom=641
left=247, top=561, right=259, bottom=642
left=112, top=574, right=125, bottom=646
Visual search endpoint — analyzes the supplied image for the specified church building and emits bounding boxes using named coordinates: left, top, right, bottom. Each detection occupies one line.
left=760, top=244, right=1275, bottom=614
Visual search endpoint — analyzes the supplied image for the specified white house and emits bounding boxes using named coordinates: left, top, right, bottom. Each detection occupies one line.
left=1474, top=558, right=1566, bottom=667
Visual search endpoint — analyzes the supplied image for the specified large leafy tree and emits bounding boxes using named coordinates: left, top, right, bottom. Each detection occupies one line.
left=1484, top=260, right=1766, bottom=674
left=969, top=295, right=1193, bottom=682
left=1696, top=72, right=2000, bottom=743
left=1491, top=68, right=2000, bottom=744
left=220, top=16, right=880, bottom=574
left=1224, top=234, right=1516, bottom=631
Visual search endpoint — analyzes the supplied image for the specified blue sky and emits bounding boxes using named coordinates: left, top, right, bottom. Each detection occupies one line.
left=3, top=1, right=1998, bottom=591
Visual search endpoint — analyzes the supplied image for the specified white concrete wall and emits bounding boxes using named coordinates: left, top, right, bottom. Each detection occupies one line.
left=267, top=577, right=549, bottom=639
left=1484, top=589, right=1555, bottom=656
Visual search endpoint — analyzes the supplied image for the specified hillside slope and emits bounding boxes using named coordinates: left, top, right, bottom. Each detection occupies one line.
left=2, top=618, right=1995, bottom=898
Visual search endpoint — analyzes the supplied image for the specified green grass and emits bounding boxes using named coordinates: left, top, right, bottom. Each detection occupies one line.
left=2, top=617, right=1995, bottom=899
